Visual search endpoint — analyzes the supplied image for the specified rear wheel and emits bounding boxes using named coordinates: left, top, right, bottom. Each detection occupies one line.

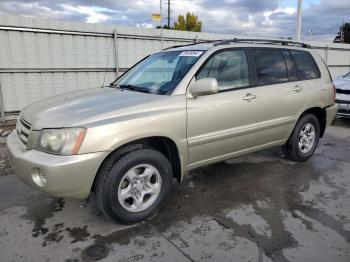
left=282, top=113, right=320, bottom=162
left=95, top=148, right=173, bottom=224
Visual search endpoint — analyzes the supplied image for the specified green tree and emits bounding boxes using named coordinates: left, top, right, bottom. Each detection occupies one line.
left=174, top=12, right=202, bottom=32
left=334, top=23, right=350, bottom=44
left=156, top=25, right=173, bottom=29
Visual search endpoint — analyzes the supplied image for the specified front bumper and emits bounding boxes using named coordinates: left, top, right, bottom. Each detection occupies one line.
left=7, top=131, right=109, bottom=199
left=335, top=99, right=350, bottom=118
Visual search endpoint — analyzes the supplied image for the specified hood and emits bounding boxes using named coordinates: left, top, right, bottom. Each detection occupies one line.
left=334, top=77, right=350, bottom=102
left=21, top=88, right=167, bottom=130
left=334, top=77, right=350, bottom=90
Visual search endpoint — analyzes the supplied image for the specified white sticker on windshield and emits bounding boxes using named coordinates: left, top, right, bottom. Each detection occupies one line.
left=179, top=51, right=203, bottom=57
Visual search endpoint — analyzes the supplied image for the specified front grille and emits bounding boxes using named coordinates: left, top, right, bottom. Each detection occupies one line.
left=336, top=89, right=350, bottom=95
left=336, top=101, right=350, bottom=115
left=335, top=99, right=350, bottom=104
left=16, top=117, right=31, bottom=146
left=338, top=108, right=350, bottom=114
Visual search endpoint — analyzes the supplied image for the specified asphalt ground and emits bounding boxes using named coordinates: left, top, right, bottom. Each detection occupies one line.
left=0, top=118, right=349, bottom=262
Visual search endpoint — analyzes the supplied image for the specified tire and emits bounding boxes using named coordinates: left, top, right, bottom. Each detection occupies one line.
left=282, top=113, right=320, bottom=162
left=95, top=148, right=173, bottom=224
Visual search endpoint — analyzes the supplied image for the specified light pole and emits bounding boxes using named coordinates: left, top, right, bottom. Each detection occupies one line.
left=167, top=0, right=170, bottom=28
left=160, top=0, right=163, bottom=28
left=160, top=0, right=163, bottom=47
left=296, top=0, right=303, bottom=41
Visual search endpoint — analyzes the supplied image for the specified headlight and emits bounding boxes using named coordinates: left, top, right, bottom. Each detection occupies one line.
left=36, top=128, right=86, bottom=155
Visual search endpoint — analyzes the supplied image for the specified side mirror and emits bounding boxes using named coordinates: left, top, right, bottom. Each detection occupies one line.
left=189, top=78, right=219, bottom=98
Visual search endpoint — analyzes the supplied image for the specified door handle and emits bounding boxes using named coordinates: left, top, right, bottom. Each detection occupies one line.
left=243, top=93, right=256, bottom=101
left=293, top=85, right=303, bottom=92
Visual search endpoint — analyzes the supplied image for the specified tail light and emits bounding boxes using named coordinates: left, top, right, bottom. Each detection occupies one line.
left=332, top=83, right=336, bottom=103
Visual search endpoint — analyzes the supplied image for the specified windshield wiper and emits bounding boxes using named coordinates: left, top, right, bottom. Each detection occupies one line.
left=115, top=84, right=151, bottom=94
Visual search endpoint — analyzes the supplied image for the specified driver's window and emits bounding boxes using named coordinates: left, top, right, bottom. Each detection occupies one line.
left=197, top=50, right=250, bottom=91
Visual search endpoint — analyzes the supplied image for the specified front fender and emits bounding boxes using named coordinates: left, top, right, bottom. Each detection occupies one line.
left=78, top=96, right=188, bottom=168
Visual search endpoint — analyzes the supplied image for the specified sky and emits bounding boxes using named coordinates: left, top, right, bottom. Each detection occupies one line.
left=0, top=0, right=348, bottom=42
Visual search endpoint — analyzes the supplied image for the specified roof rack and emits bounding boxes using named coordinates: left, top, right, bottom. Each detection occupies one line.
left=162, top=40, right=218, bottom=50
left=214, top=38, right=311, bottom=48
left=162, top=44, right=192, bottom=50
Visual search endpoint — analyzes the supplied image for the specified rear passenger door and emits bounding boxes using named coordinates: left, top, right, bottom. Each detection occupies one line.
left=250, top=48, right=307, bottom=145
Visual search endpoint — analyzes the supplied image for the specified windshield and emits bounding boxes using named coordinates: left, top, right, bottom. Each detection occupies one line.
left=344, top=72, right=350, bottom=78
left=113, top=50, right=203, bottom=95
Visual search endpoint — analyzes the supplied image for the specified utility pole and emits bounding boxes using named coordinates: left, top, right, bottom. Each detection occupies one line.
left=167, top=0, right=170, bottom=28
left=295, top=0, right=303, bottom=41
left=160, top=0, right=163, bottom=28
left=160, top=0, right=163, bottom=47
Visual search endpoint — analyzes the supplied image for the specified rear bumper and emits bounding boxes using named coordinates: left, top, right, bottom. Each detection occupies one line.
left=7, top=131, right=109, bottom=199
left=325, top=104, right=338, bottom=124
left=335, top=99, right=350, bottom=118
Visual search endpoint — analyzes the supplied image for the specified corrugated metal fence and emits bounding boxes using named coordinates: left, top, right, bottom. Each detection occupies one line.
left=1, top=15, right=350, bottom=121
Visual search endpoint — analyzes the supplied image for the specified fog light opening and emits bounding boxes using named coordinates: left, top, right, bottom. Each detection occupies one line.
left=32, top=168, right=47, bottom=187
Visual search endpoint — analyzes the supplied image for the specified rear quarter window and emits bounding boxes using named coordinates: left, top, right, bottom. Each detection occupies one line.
left=291, top=50, right=320, bottom=80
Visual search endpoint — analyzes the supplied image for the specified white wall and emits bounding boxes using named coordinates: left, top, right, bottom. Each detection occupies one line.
left=0, top=15, right=349, bottom=118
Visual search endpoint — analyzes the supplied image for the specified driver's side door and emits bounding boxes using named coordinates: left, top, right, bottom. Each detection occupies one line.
left=186, top=49, right=259, bottom=167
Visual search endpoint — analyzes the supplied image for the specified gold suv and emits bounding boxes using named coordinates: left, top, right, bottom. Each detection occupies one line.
left=7, top=39, right=338, bottom=223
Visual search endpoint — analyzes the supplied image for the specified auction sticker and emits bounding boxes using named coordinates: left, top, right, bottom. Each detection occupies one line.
left=179, top=51, right=203, bottom=57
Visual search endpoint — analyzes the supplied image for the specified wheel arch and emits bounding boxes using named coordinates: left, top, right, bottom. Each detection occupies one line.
left=296, top=107, right=327, bottom=137
left=91, top=136, right=183, bottom=194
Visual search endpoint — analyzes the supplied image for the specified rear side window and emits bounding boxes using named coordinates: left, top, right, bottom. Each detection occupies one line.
left=290, top=50, right=320, bottom=80
left=252, top=49, right=288, bottom=85
left=197, top=50, right=250, bottom=91
left=282, top=50, right=299, bottom=81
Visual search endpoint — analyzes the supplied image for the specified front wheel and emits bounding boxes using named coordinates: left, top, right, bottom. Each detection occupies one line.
left=95, top=148, right=173, bottom=224
left=282, top=113, right=320, bottom=162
